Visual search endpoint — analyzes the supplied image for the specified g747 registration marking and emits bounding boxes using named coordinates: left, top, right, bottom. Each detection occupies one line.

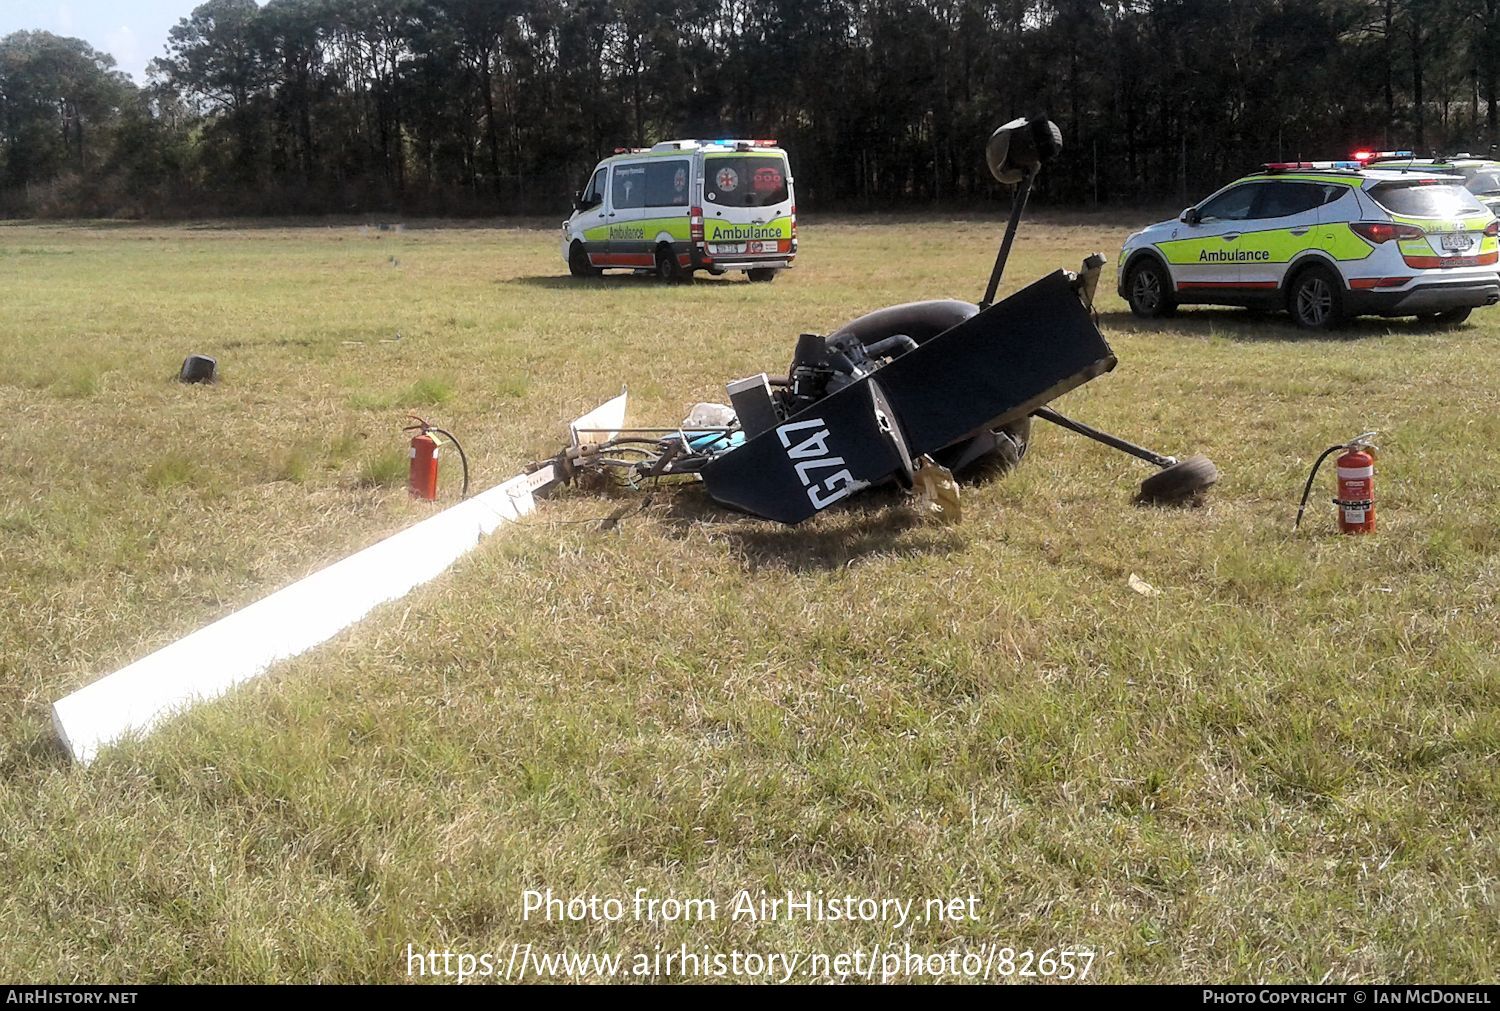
left=777, top=418, right=863, bottom=510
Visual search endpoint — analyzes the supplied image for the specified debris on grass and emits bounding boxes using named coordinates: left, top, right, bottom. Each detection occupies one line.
left=178, top=354, right=217, bottom=384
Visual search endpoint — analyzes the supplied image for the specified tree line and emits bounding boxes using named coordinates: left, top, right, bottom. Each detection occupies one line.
left=2, top=0, right=1499, bottom=218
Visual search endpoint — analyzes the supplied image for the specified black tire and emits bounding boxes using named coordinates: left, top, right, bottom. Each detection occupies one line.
left=1125, top=258, right=1176, bottom=318
left=655, top=245, right=685, bottom=283
left=1287, top=265, right=1345, bottom=330
left=1419, top=307, right=1472, bottom=328
left=829, top=300, right=979, bottom=348
left=1137, top=455, right=1220, bottom=505
left=568, top=242, right=599, bottom=278
left=747, top=268, right=778, bottom=283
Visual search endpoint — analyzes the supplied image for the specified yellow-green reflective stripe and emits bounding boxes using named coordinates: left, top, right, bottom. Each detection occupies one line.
left=1324, top=225, right=1377, bottom=260
left=1236, top=228, right=1324, bottom=261
left=1243, top=174, right=1361, bottom=186
left=584, top=215, right=693, bottom=242
left=1156, top=224, right=1372, bottom=265
left=584, top=215, right=793, bottom=243
left=1156, top=241, right=1201, bottom=265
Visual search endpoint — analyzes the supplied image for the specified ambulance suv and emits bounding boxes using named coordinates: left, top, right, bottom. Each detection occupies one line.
left=1117, top=161, right=1500, bottom=328
left=562, top=139, right=797, bottom=283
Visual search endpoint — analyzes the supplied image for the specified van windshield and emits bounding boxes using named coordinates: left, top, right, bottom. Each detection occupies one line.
left=1369, top=181, right=1486, bottom=217
left=705, top=155, right=790, bottom=208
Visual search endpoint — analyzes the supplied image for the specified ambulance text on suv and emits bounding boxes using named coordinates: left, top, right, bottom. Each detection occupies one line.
left=562, top=139, right=796, bottom=283
left=1117, top=161, right=1500, bottom=328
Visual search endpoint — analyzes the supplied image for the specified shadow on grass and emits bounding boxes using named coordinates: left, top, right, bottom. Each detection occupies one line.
left=509, top=273, right=746, bottom=291
left=545, top=451, right=1034, bottom=571
left=2, top=219, right=148, bottom=231
left=1098, top=308, right=1470, bottom=342
left=542, top=476, right=960, bottom=571
left=0, top=217, right=571, bottom=232
left=171, top=217, right=563, bottom=232
left=647, top=482, right=965, bottom=573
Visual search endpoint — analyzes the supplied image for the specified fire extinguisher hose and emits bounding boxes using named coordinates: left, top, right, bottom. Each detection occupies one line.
left=427, top=426, right=470, bottom=498
left=1294, top=444, right=1348, bottom=530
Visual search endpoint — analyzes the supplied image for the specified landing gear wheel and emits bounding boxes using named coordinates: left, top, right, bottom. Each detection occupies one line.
left=1288, top=267, right=1345, bottom=330
left=1137, top=455, right=1219, bottom=505
left=747, top=268, right=778, bottom=283
left=1126, top=260, right=1176, bottom=318
left=1419, top=307, right=1472, bottom=328
left=568, top=243, right=599, bottom=278
left=655, top=246, right=685, bottom=283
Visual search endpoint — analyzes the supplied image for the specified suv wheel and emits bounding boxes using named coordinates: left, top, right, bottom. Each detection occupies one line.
left=1287, top=266, right=1345, bottom=330
left=747, top=268, right=778, bottom=283
left=1126, top=259, right=1176, bottom=318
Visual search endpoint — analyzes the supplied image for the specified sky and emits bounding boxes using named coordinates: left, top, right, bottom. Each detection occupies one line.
left=0, top=1, right=260, bottom=83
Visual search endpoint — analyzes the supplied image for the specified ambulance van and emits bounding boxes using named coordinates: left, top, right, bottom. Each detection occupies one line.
left=562, top=139, right=797, bottom=283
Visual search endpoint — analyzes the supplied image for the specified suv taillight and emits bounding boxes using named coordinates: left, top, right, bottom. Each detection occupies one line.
left=1485, top=220, right=1499, bottom=237
left=1351, top=221, right=1425, bottom=244
left=690, top=207, right=704, bottom=243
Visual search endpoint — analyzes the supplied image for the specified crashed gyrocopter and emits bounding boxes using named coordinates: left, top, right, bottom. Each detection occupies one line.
left=525, top=116, right=1219, bottom=524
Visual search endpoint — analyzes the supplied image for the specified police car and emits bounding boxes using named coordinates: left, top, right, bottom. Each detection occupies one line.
left=1359, top=150, right=1500, bottom=217
left=562, top=139, right=796, bottom=283
left=1118, top=161, right=1500, bottom=328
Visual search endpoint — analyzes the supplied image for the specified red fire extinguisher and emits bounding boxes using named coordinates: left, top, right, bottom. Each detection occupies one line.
left=404, top=416, right=469, bottom=502
left=1334, top=444, right=1376, bottom=534
left=1295, top=432, right=1377, bottom=533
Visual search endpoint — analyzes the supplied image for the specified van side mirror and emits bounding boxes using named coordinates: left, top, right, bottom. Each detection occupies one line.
left=1181, top=207, right=1201, bottom=226
left=573, top=193, right=587, bottom=212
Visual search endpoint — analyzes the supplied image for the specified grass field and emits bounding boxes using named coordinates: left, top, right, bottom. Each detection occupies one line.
left=1, top=214, right=1497, bottom=983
